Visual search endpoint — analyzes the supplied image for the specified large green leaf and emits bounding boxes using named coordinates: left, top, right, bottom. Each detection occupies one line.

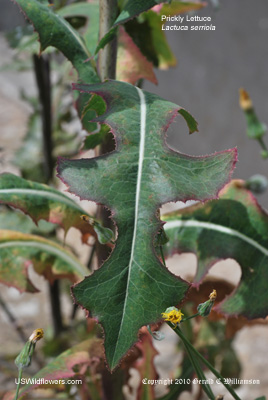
left=0, top=173, right=113, bottom=244
left=58, top=80, right=236, bottom=370
left=0, top=230, right=88, bottom=292
left=12, top=0, right=99, bottom=82
left=163, top=180, right=268, bottom=319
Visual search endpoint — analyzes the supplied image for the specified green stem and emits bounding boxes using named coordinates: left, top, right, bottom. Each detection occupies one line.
left=96, top=0, right=118, bottom=268
left=182, top=313, right=199, bottom=322
left=183, top=339, right=215, bottom=400
left=258, top=136, right=268, bottom=151
left=98, top=0, right=118, bottom=81
left=33, top=54, right=64, bottom=336
left=169, top=323, right=242, bottom=400
left=33, top=54, right=53, bottom=182
left=15, top=369, right=23, bottom=400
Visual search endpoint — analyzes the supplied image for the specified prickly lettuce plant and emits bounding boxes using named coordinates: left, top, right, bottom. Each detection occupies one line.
left=1, top=1, right=267, bottom=399
left=58, top=79, right=236, bottom=369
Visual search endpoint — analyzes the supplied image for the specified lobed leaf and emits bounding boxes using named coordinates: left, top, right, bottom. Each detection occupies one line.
left=163, top=180, right=268, bottom=319
left=0, top=230, right=88, bottom=292
left=12, top=0, right=99, bottom=82
left=58, top=80, right=237, bottom=370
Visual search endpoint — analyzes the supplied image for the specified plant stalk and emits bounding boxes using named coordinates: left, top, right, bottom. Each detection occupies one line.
left=33, top=54, right=64, bottom=336
left=98, top=0, right=118, bottom=82
left=169, top=323, right=242, bottom=400
left=258, top=136, right=268, bottom=151
left=96, top=0, right=118, bottom=267
left=33, top=54, right=53, bottom=182
left=0, top=294, right=28, bottom=343
left=15, top=368, right=23, bottom=400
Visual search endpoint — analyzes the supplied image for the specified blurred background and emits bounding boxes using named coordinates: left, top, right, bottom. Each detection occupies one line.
left=0, top=0, right=268, bottom=399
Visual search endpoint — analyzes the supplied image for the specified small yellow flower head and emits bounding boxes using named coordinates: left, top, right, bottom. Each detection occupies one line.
left=209, top=289, right=217, bottom=301
left=29, top=328, right=44, bottom=343
left=239, top=88, right=253, bottom=111
left=80, top=214, right=95, bottom=226
left=162, top=307, right=184, bottom=328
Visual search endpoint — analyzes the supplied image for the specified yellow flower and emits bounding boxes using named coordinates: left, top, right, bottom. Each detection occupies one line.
left=162, top=307, right=184, bottom=328
left=209, top=289, right=217, bottom=301
left=239, top=88, right=253, bottom=111
left=29, top=328, right=44, bottom=343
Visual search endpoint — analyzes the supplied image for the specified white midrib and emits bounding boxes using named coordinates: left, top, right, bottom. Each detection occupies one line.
left=0, top=239, right=88, bottom=276
left=112, top=87, right=146, bottom=364
left=165, top=220, right=268, bottom=256
left=0, top=189, right=83, bottom=211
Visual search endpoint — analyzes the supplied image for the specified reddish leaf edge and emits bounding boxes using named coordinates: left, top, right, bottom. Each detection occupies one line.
left=57, top=82, right=237, bottom=370
left=163, top=179, right=268, bottom=320
left=69, top=283, right=190, bottom=373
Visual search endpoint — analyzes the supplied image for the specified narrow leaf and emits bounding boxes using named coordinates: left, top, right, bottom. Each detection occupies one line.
left=114, top=0, right=169, bottom=27
left=12, top=0, right=99, bottom=82
left=94, top=0, right=163, bottom=55
left=58, top=80, right=237, bottom=370
left=0, top=230, right=88, bottom=292
left=163, top=180, right=268, bottom=319
left=57, top=1, right=99, bottom=54
left=0, top=173, right=112, bottom=244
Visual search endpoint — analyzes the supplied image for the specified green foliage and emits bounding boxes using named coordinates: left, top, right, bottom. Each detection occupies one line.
left=163, top=180, right=268, bottom=319
left=57, top=1, right=99, bottom=54
left=125, top=2, right=204, bottom=69
left=58, top=80, right=236, bottom=369
left=0, top=229, right=87, bottom=292
left=14, top=0, right=99, bottom=82
left=0, top=173, right=113, bottom=244
left=3, top=0, right=267, bottom=398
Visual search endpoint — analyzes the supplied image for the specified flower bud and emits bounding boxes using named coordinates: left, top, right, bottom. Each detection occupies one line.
left=15, top=328, right=44, bottom=370
left=246, top=174, right=268, bottom=194
left=239, top=88, right=267, bottom=140
left=197, top=290, right=217, bottom=317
